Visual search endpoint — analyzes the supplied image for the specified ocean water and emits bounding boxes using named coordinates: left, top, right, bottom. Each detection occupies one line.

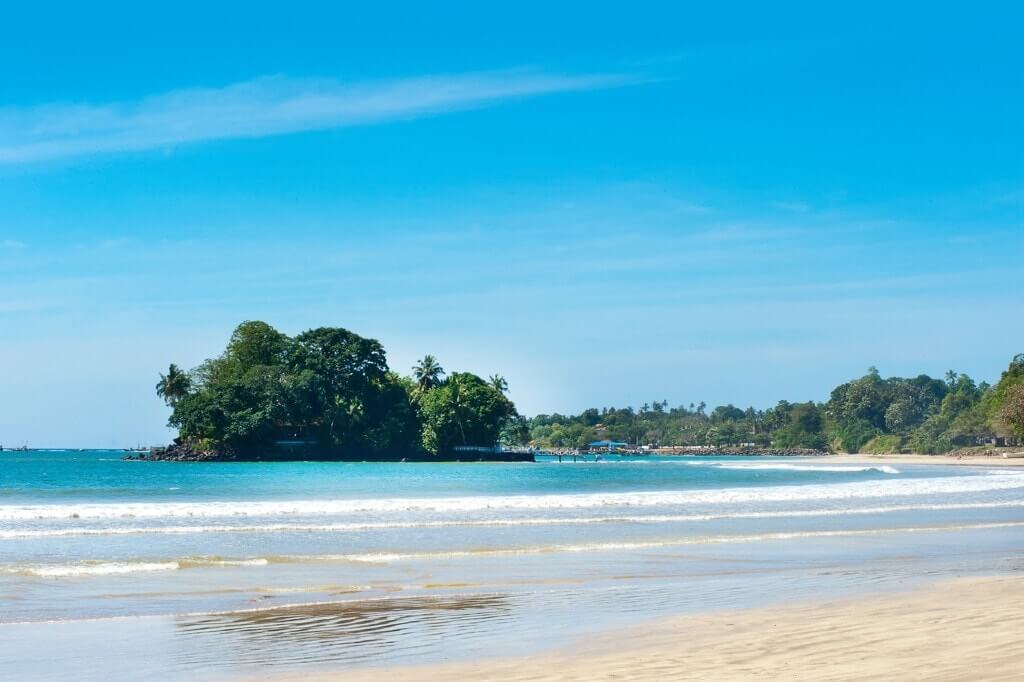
left=2, top=450, right=1023, bottom=680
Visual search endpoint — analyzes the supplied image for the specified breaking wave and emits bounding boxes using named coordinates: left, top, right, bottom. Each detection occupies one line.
left=5, top=557, right=269, bottom=578
left=2, top=472, right=1022, bottom=522
left=2, top=500, right=1024, bottom=539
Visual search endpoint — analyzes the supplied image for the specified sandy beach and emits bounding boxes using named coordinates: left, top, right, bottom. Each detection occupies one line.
left=287, top=576, right=1024, bottom=682
left=831, top=452, right=1024, bottom=467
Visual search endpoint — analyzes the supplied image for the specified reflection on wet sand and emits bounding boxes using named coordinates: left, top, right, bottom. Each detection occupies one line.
left=174, top=594, right=513, bottom=671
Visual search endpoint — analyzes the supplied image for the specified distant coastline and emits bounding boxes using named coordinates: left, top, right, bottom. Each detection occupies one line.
left=132, top=444, right=828, bottom=463
left=127, top=446, right=1024, bottom=463
left=144, top=321, right=1023, bottom=462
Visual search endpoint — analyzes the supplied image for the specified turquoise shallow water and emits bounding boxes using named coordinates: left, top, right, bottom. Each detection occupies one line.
left=2, top=450, right=1023, bottom=679
left=0, top=449, right=948, bottom=502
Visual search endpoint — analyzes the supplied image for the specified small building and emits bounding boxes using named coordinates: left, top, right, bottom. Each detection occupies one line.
left=588, top=440, right=629, bottom=451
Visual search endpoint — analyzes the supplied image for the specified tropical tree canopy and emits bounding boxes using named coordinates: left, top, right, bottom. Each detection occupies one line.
left=156, top=364, right=192, bottom=407
left=412, top=355, right=445, bottom=392
left=418, top=372, right=518, bottom=454
left=160, top=322, right=515, bottom=457
left=525, top=355, right=1023, bottom=453
left=488, top=374, right=508, bottom=394
left=161, top=327, right=1020, bottom=456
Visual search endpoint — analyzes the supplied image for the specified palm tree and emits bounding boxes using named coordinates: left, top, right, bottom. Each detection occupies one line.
left=449, top=374, right=468, bottom=445
left=412, top=355, right=445, bottom=392
left=488, top=374, right=508, bottom=394
left=156, top=363, right=192, bottom=407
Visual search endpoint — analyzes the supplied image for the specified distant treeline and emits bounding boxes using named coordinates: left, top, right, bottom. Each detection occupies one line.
left=158, top=322, right=1024, bottom=456
left=527, top=355, right=1024, bottom=453
left=157, top=321, right=517, bottom=457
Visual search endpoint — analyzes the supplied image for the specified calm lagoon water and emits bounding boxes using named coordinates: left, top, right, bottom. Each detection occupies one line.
left=2, top=450, right=1023, bottom=679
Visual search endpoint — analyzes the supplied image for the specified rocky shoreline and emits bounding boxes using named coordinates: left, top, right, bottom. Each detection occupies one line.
left=130, top=444, right=222, bottom=461
left=130, top=444, right=536, bottom=463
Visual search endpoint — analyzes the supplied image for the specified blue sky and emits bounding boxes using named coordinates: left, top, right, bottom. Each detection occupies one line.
left=1, top=2, right=1022, bottom=446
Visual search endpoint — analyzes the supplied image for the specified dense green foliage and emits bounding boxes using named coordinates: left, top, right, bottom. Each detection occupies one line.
left=418, top=373, right=517, bottom=454
left=991, top=355, right=1024, bottom=440
left=161, top=321, right=517, bottom=457
left=165, top=328, right=1023, bottom=456
left=527, top=400, right=827, bottom=450
left=526, top=354, right=1024, bottom=453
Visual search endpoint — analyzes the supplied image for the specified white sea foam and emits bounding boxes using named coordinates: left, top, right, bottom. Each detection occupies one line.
left=548, top=460, right=898, bottom=472
left=710, top=463, right=901, bottom=474
left=7, top=521, right=1022, bottom=577
left=8, top=561, right=181, bottom=578
left=318, top=521, right=1024, bottom=563
left=5, top=556, right=269, bottom=577
left=3, top=500, right=1024, bottom=539
left=1, top=472, right=1021, bottom=522
left=177, top=557, right=269, bottom=568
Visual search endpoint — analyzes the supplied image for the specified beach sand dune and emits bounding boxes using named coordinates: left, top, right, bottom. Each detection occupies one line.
left=289, top=576, right=1024, bottom=682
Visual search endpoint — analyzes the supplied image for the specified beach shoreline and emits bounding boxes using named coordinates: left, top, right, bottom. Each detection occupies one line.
left=277, top=575, right=1024, bottom=682
left=7, top=451, right=1024, bottom=679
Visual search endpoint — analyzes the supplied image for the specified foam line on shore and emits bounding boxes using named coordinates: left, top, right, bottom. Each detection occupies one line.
left=546, top=461, right=899, bottom=474
left=7, top=522, right=1022, bottom=577
left=328, top=522, right=1024, bottom=563
left=3, top=500, right=1024, bottom=539
left=707, top=463, right=901, bottom=474
left=4, top=557, right=269, bottom=577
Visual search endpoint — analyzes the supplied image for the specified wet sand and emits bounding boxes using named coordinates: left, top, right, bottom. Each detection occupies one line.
left=283, top=576, right=1024, bottom=682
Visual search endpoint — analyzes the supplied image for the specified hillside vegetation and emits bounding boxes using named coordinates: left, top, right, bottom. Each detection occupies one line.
left=527, top=355, right=1024, bottom=453
left=158, top=323, right=1023, bottom=456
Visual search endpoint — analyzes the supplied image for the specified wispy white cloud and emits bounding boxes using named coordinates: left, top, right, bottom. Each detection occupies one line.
left=0, top=69, right=641, bottom=165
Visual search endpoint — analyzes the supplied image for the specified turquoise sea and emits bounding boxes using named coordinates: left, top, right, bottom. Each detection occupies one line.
left=2, top=450, right=1023, bottom=680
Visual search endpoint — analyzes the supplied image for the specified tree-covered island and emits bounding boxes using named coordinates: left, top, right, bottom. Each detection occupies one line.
left=155, top=321, right=517, bottom=460
left=154, top=321, right=1023, bottom=460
